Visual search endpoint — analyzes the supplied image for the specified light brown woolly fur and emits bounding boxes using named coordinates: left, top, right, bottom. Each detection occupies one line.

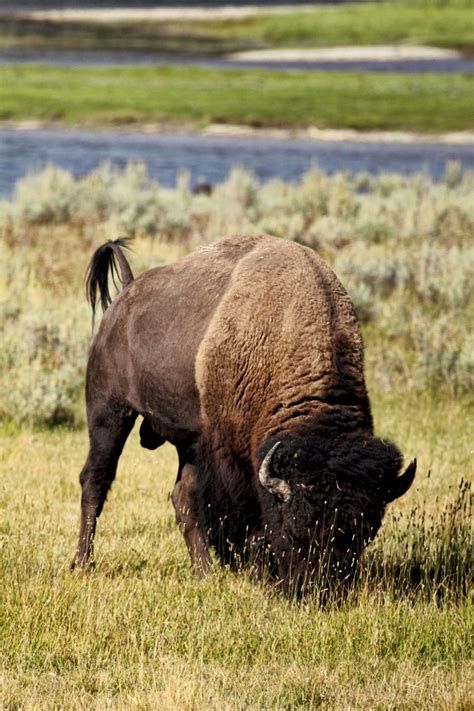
left=195, top=234, right=371, bottom=467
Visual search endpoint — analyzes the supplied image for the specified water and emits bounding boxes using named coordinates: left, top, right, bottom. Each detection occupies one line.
left=1, top=48, right=473, bottom=74
left=1, top=127, right=473, bottom=197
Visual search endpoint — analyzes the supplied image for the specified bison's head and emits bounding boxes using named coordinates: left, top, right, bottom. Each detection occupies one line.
left=257, top=433, right=416, bottom=596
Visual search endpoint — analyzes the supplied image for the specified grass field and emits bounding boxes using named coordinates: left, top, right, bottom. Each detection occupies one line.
left=0, top=164, right=472, bottom=708
left=195, top=0, right=474, bottom=53
left=1, top=1, right=473, bottom=54
left=0, top=397, right=472, bottom=709
left=1, top=64, right=473, bottom=133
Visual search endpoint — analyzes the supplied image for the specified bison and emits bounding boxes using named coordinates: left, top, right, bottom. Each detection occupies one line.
left=72, top=234, right=416, bottom=595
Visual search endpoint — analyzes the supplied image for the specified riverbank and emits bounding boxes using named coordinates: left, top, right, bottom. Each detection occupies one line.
left=228, top=46, right=464, bottom=63
left=4, top=5, right=312, bottom=22
left=4, top=119, right=474, bottom=146
left=1, top=65, right=473, bottom=134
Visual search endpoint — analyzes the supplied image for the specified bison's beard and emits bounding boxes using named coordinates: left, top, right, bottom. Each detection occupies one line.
left=274, top=538, right=361, bottom=598
left=266, top=507, right=384, bottom=598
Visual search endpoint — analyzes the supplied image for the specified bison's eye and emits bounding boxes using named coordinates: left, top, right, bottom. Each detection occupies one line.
left=294, top=483, right=315, bottom=491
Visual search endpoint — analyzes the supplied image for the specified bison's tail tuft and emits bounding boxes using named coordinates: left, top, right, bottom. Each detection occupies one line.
left=86, top=237, right=134, bottom=327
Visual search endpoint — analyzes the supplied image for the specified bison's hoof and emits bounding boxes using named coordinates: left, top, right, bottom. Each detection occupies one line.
left=70, top=556, right=96, bottom=573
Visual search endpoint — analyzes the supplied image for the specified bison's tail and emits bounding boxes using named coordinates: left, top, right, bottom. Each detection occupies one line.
left=86, top=237, right=134, bottom=325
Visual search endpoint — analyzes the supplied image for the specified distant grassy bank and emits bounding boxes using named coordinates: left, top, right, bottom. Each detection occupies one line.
left=1, top=1, right=473, bottom=54
left=197, top=1, right=474, bottom=53
left=1, top=64, right=473, bottom=133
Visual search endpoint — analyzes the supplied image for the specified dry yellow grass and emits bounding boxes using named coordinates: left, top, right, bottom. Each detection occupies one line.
left=1, top=392, right=472, bottom=709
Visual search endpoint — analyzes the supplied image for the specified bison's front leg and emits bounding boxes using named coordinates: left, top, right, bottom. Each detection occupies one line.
left=172, top=463, right=211, bottom=576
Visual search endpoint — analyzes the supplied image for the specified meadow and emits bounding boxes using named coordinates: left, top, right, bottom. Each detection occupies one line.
left=0, top=164, right=472, bottom=708
left=1, top=64, right=473, bottom=133
left=190, top=0, right=474, bottom=53
left=2, top=0, right=473, bottom=135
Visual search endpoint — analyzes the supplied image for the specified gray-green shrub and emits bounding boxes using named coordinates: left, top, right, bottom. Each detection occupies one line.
left=1, top=161, right=472, bottom=426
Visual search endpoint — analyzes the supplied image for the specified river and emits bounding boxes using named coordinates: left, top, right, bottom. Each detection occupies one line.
left=1, top=48, right=473, bottom=74
left=1, top=127, right=473, bottom=197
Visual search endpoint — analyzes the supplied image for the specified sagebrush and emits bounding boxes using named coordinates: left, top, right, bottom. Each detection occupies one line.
left=1, top=161, right=472, bottom=426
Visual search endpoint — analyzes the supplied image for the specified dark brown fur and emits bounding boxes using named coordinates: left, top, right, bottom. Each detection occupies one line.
left=72, top=235, right=415, bottom=594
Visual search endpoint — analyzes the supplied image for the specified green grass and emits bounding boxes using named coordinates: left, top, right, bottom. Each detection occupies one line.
left=1, top=1, right=473, bottom=53
left=201, top=1, right=474, bottom=52
left=0, top=392, right=472, bottom=709
left=1, top=64, right=473, bottom=132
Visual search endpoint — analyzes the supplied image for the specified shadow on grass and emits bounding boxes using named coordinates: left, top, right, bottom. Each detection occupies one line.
left=352, top=478, right=472, bottom=604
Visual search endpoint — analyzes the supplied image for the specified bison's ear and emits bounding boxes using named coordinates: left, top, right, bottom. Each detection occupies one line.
left=384, top=459, right=417, bottom=503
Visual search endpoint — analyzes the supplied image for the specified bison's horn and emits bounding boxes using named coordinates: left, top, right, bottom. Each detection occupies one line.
left=384, top=458, right=417, bottom=503
left=258, top=441, right=292, bottom=503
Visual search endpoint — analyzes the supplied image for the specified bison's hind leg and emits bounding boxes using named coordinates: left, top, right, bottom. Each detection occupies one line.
left=139, top=418, right=165, bottom=450
left=71, top=403, right=137, bottom=571
left=172, top=461, right=211, bottom=577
